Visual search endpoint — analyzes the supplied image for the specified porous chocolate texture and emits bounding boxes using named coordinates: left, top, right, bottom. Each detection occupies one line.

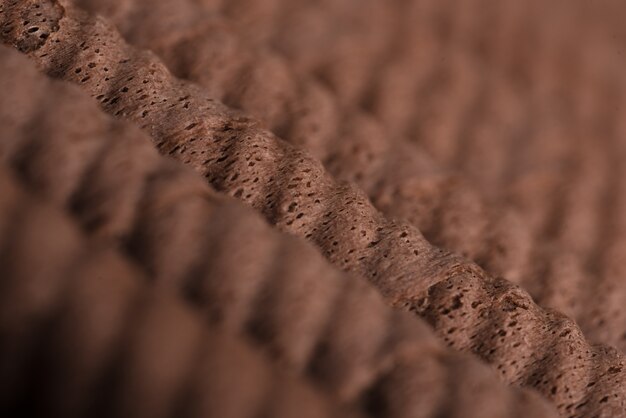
left=302, top=0, right=626, bottom=352
left=222, top=0, right=626, bottom=355
left=280, top=0, right=626, bottom=354
left=213, top=0, right=626, bottom=354
left=2, top=1, right=625, bottom=416
left=0, top=45, right=558, bottom=418
left=69, top=0, right=626, bottom=352
left=0, top=166, right=365, bottom=418
left=71, top=0, right=533, bottom=287
left=361, top=0, right=626, bottom=354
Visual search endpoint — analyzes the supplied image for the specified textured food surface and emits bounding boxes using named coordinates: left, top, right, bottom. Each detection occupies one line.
left=0, top=44, right=560, bottom=418
left=211, top=0, right=626, bottom=354
left=68, top=0, right=626, bottom=353
left=0, top=165, right=365, bottom=418
left=71, top=0, right=534, bottom=288
left=2, top=0, right=626, bottom=416
left=2, top=1, right=626, bottom=416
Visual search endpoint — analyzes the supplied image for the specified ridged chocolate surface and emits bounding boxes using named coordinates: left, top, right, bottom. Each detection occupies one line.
left=69, top=0, right=626, bottom=352
left=254, top=0, right=626, bottom=353
left=0, top=45, right=558, bottom=418
left=367, top=14, right=626, bottom=352
left=2, top=1, right=625, bottom=416
left=370, top=0, right=626, bottom=354
left=70, top=0, right=533, bottom=286
left=202, top=0, right=620, bottom=112
left=216, top=0, right=626, bottom=354
left=0, top=166, right=361, bottom=418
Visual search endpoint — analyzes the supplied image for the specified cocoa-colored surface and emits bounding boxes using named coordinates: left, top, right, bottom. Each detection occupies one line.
left=67, top=0, right=626, bottom=353
left=0, top=44, right=559, bottom=418
left=0, top=165, right=367, bottom=418
left=70, top=0, right=534, bottom=288
left=209, top=0, right=626, bottom=354
left=1, top=0, right=626, bottom=416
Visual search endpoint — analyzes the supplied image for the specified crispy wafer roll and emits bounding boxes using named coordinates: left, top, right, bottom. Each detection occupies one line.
left=2, top=2, right=626, bottom=415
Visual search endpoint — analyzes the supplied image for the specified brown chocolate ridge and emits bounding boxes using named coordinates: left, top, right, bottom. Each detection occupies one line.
left=215, top=0, right=626, bottom=326
left=70, top=0, right=626, bottom=355
left=0, top=45, right=557, bottom=418
left=71, top=0, right=534, bottom=287
left=333, top=0, right=626, bottom=352
left=205, top=0, right=626, bottom=351
left=362, top=26, right=626, bottom=352
left=160, top=0, right=626, bottom=352
left=2, top=1, right=626, bottom=416
left=0, top=166, right=365, bottom=418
